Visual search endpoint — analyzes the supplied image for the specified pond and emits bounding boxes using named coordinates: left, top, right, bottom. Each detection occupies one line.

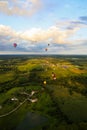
left=16, top=112, right=49, bottom=130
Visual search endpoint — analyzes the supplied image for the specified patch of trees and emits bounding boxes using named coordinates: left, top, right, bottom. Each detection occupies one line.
left=29, top=66, right=45, bottom=85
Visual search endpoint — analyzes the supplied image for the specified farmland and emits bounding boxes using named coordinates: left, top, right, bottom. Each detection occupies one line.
left=0, top=55, right=87, bottom=130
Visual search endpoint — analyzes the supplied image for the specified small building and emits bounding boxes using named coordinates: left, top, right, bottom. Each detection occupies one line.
left=30, top=91, right=36, bottom=96
left=11, top=97, right=18, bottom=101
left=29, top=98, right=38, bottom=103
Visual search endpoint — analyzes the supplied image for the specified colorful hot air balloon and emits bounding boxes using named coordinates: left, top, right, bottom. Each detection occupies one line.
left=13, top=43, right=17, bottom=48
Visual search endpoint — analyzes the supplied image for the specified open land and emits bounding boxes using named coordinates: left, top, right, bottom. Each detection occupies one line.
left=0, top=55, right=87, bottom=130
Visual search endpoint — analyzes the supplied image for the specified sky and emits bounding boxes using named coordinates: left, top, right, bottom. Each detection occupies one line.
left=0, top=0, right=87, bottom=55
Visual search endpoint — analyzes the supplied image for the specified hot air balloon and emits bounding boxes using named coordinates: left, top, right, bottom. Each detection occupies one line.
left=43, top=80, right=46, bottom=85
left=13, top=43, right=17, bottom=48
left=51, top=72, right=56, bottom=80
left=45, top=48, right=48, bottom=51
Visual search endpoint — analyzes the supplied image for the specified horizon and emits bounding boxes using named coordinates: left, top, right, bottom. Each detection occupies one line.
left=0, top=54, right=87, bottom=56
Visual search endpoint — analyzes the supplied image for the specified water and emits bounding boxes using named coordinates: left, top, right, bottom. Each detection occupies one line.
left=16, top=112, right=48, bottom=130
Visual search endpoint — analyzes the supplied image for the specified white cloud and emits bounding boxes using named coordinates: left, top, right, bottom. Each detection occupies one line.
left=0, top=20, right=86, bottom=45
left=0, top=25, right=16, bottom=36
left=19, top=21, right=87, bottom=44
left=0, top=0, right=42, bottom=16
left=19, top=26, right=70, bottom=44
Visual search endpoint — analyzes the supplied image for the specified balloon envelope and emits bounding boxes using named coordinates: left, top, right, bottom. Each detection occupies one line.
left=13, top=43, right=17, bottom=47
left=43, top=81, right=46, bottom=85
left=45, top=48, right=48, bottom=51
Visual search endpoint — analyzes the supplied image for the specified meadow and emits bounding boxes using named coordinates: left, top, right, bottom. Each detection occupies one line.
left=0, top=55, right=87, bottom=130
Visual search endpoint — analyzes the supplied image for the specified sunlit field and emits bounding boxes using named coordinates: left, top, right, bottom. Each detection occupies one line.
left=0, top=55, right=87, bottom=130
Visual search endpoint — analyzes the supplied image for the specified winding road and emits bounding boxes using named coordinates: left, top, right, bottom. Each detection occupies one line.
left=0, top=98, right=28, bottom=118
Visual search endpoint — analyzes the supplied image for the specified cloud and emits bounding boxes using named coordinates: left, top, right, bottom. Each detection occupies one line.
left=79, top=16, right=87, bottom=22
left=0, top=0, right=42, bottom=16
left=0, top=25, right=16, bottom=36
left=0, top=19, right=87, bottom=54
left=56, top=19, right=87, bottom=31
left=19, top=23, right=83, bottom=45
left=25, top=28, right=61, bottom=43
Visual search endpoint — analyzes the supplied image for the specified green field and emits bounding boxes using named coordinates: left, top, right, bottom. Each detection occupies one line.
left=0, top=55, right=87, bottom=130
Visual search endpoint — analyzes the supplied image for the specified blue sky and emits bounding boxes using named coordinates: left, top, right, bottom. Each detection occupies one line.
left=0, top=0, right=87, bottom=54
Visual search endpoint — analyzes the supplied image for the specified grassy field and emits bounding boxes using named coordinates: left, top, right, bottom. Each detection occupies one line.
left=0, top=72, right=14, bottom=83
left=0, top=55, right=87, bottom=130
